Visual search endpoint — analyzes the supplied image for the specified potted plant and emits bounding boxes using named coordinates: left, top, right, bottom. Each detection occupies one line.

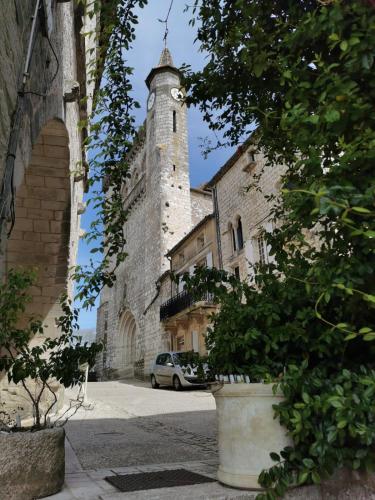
left=183, top=255, right=375, bottom=498
left=0, top=269, right=102, bottom=500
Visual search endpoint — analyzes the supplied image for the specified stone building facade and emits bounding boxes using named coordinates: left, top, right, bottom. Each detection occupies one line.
left=0, top=0, right=100, bottom=416
left=207, top=139, right=285, bottom=281
left=160, top=213, right=219, bottom=356
left=96, top=49, right=213, bottom=379
left=96, top=49, right=285, bottom=381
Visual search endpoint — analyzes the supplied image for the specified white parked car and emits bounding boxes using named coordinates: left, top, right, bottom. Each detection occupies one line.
left=150, top=351, right=208, bottom=390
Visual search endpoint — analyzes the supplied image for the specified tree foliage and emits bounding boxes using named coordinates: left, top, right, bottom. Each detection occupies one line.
left=182, top=0, right=375, bottom=496
left=0, top=270, right=101, bottom=429
left=73, top=0, right=148, bottom=308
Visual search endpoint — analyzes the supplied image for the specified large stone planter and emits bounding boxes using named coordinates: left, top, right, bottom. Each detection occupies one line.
left=0, top=427, right=65, bottom=500
left=213, top=383, right=291, bottom=489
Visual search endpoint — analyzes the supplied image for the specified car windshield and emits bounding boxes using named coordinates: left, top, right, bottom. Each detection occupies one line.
left=172, top=353, right=185, bottom=365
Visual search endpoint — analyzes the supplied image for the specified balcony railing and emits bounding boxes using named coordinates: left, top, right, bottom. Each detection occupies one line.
left=160, top=290, right=214, bottom=321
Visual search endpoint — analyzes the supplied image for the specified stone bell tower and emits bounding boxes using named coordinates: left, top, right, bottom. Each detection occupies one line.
left=96, top=48, right=194, bottom=379
left=144, top=48, right=192, bottom=277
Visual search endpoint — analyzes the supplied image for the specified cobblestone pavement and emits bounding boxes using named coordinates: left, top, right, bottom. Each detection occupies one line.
left=63, top=379, right=218, bottom=470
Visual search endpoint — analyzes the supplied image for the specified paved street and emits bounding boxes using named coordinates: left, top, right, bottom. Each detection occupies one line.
left=50, top=380, right=256, bottom=499
left=64, top=379, right=217, bottom=470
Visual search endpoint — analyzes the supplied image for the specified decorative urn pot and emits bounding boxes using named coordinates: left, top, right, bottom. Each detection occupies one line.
left=213, top=382, right=291, bottom=489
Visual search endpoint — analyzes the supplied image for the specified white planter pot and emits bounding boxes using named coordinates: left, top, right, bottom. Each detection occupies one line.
left=213, top=383, right=292, bottom=489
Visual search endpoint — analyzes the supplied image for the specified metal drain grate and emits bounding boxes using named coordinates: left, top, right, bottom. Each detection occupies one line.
left=105, top=468, right=216, bottom=492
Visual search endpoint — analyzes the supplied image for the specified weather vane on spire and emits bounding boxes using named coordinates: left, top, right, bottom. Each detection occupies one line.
left=158, top=0, right=174, bottom=47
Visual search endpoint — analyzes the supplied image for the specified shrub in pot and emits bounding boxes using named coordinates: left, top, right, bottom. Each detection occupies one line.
left=183, top=258, right=375, bottom=498
left=183, top=1, right=375, bottom=497
left=0, top=269, right=102, bottom=500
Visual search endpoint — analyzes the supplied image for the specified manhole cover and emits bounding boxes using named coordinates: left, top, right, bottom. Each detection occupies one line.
left=105, top=468, right=216, bottom=492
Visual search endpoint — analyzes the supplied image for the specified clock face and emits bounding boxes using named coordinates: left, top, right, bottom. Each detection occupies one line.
left=171, top=87, right=184, bottom=101
left=147, top=91, right=155, bottom=111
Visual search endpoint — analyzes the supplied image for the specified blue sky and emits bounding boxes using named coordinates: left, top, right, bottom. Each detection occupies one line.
left=77, top=0, right=235, bottom=329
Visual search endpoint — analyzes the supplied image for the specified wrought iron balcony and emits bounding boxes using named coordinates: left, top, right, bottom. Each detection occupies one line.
left=160, top=290, right=215, bottom=321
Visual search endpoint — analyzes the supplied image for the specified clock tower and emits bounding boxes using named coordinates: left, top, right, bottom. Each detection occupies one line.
left=96, top=48, right=196, bottom=380
left=144, top=48, right=193, bottom=275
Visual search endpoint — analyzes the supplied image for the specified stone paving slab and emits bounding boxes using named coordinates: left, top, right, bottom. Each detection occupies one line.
left=49, top=460, right=257, bottom=500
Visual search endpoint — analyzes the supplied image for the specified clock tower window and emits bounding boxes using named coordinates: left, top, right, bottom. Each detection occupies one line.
left=173, top=110, right=177, bottom=133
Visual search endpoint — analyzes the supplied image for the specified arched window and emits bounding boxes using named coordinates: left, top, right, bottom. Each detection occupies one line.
left=236, top=217, right=244, bottom=250
left=173, top=110, right=177, bottom=132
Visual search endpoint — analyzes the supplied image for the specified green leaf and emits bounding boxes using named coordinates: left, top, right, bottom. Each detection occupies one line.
left=340, top=40, right=348, bottom=51
left=253, top=62, right=266, bottom=77
left=302, top=392, right=310, bottom=404
left=359, top=327, right=372, bottom=334
left=352, top=206, right=371, bottom=214
left=363, top=333, right=375, bottom=341
left=328, top=33, right=339, bottom=41
left=324, top=109, right=340, bottom=123
left=337, top=420, right=347, bottom=429
left=362, top=53, right=374, bottom=70
left=364, top=294, right=375, bottom=304
left=303, top=458, right=315, bottom=469
left=298, top=471, right=309, bottom=484
left=312, top=470, right=321, bottom=484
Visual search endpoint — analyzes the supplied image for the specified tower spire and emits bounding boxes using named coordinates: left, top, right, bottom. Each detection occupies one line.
left=145, top=47, right=179, bottom=89
left=158, top=47, right=174, bottom=67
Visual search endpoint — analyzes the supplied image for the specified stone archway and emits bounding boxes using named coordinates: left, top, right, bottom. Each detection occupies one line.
left=1, top=119, right=71, bottom=417
left=5, top=119, right=71, bottom=337
left=118, top=310, right=138, bottom=378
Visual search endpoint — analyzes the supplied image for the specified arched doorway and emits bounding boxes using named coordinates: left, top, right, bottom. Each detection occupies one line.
left=118, top=310, right=138, bottom=378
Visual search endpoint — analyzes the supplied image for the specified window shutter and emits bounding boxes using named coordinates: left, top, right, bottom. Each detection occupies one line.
left=245, top=238, right=255, bottom=264
left=192, top=331, right=199, bottom=352
left=178, top=277, right=185, bottom=293
left=206, top=251, right=213, bottom=268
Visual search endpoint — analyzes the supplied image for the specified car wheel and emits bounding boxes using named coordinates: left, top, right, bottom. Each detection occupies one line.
left=151, top=375, right=159, bottom=389
left=173, top=375, right=182, bottom=391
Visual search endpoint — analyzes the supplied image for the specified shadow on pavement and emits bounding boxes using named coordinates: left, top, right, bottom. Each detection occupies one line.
left=65, top=410, right=217, bottom=471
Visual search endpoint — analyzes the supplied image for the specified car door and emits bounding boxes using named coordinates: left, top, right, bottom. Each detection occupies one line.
left=163, top=353, right=175, bottom=386
left=154, top=354, right=166, bottom=384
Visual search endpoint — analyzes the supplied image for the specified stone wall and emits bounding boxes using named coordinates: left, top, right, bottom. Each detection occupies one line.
left=0, top=1, right=99, bottom=419
left=190, top=188, right=213, bottom=226
left=97, top=53, right=196, bottom=380
left=212, top=145, right=285, bottom=280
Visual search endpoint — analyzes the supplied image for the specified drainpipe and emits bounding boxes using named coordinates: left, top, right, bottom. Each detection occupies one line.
left=0, top=0, right=42, bottom=242
left=212, top=186, right=223, bottom=269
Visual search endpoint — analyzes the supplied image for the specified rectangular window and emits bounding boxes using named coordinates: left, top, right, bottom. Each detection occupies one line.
left=173, top=110, right=177, bottom=132
left=248, top=151, right=256, bottom=163
left=257, top=235, right=267, bottom=265
left=191, top=331, right=199, bottom=352
left=197, top=233, right=205, bottom=250
left=177, top=336, right=185, bottom=348
left=234, top=266, right=240, bottom=279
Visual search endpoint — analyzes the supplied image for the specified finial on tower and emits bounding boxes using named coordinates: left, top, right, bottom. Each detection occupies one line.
left=158, top=47, right=174, bottom=67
